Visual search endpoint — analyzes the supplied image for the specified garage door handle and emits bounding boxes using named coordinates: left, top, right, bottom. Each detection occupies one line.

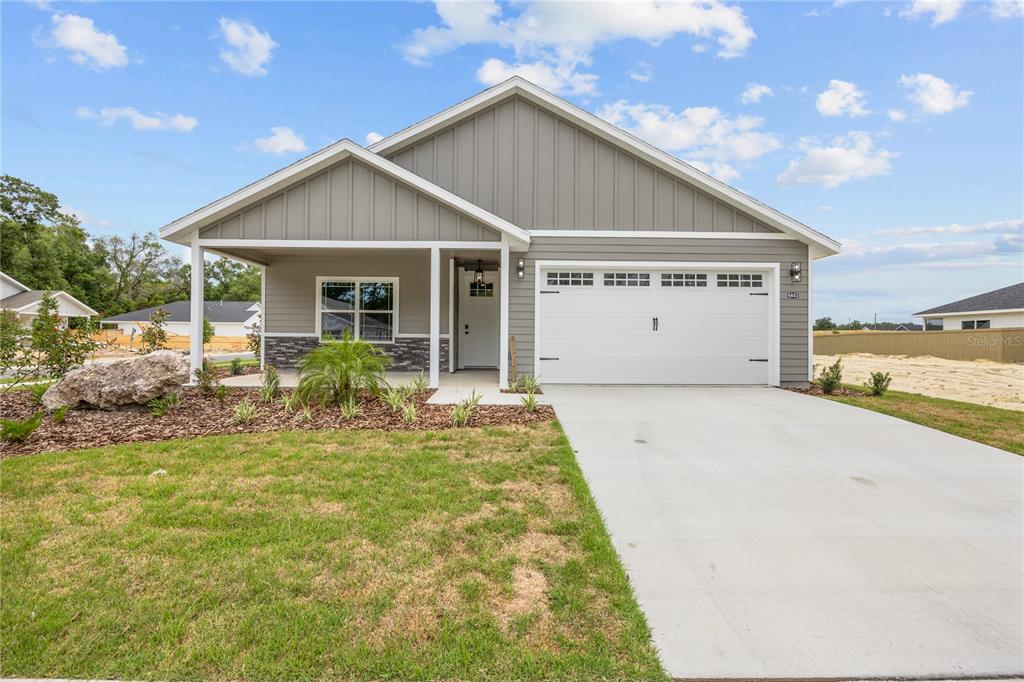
left=540, top=290, right=560, bottom=294
left=750, top=292, right=769, bottom=296
left=749, top=358, right=769, bottom=362
left=539, top=357, right=559, bottom=361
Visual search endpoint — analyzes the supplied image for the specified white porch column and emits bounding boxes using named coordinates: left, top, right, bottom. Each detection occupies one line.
left=429, top=246, right=441, bottom=388
left=260, top=264, right=266, bottom=371
left=189, top=234, right=204, bottom=382
left=498, top=240, right=510, bottom=389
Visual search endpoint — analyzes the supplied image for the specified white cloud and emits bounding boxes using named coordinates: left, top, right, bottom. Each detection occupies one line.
left=253, top=127, right=307, bottom=155
left=404, top=0, right=755, bottom=94
left=691, top=43, right=709, bottom=53
left=777, top=132, right=896, bottom=188
left=47, top=13, right=127, bottom=70
left=740, top=83, right=773, bottom=105
left=873, top=218, right=1024, bottom=237
left=62, top=206, right=112, bottom=229
left=899, top=0, right=966, bottom=25
left=899, top=73, right=972, bottom=115
left=815, top=79, right=869, bottom=117
left=364, top=131, right=384, bottom=145
left=991, top=0, right=1024, bottom=18
left=218, top=17, right=277, bottom=77
left=76, top=106, right=198, bottom=132
left=476, top=57, right=598, bottom=96
left=887, top=108, right=907, bottom=122
left=599, top=100, right=781, bottom=182
left=628, top=61, right=654, bottom=83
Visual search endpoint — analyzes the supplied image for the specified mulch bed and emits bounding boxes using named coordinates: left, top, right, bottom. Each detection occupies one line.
left=0, top=388, right=555, bottom=458
left=786, top=385, right=864, bottom=398
left=213, top=366, right=261, bottom=379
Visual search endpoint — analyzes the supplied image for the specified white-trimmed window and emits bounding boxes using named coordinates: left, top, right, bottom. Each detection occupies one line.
left=662, top=273, right=707, bottom=288
left=716, top=273, right=763, bottom=288
left=961, top=320, right=991, bottom=330
left=546, top=272, right=594, bottom=286
left=317, top=277, right=396, bottom=342
left=604, top=272, right=650, bottom=287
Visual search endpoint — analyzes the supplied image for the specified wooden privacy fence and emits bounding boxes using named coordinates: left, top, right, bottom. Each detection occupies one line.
left=92, top=330, right=250, bottom=352
left=813, top=327, right=1024, bottom=363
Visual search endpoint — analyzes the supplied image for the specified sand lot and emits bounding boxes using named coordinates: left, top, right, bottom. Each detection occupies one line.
left=814, top=353, right=1023, bottom=411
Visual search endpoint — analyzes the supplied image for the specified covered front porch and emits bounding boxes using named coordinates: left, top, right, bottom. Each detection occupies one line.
left=190, top=240, right=513, bottom=389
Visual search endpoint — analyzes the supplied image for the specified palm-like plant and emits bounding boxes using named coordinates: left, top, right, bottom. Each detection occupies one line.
left=294, top=330, right=392, bottom=406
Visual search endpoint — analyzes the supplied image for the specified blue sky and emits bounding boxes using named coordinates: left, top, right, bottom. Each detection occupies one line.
left=2, top=0, right=1021, bottom=322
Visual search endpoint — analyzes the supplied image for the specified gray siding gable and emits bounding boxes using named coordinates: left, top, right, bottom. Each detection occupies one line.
left=199, top=158, right=500, bottom=242
left=387, top=95, right=781, bottom=234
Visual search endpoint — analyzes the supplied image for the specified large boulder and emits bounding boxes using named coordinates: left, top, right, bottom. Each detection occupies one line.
left=42, top=351, right=190, bottom=411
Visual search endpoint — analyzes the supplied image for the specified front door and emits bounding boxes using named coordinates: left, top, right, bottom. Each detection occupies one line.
left=460, top=269, right=500, bottom=368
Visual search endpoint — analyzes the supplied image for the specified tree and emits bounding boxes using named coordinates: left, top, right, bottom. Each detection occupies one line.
left=204, top=257, right=261, bottom=301
left=95, top=232, right=188, bottom=315
left=28, top=293, right=98, bottom=378
left=139, top=308, right=169, bottom=354
left=0, top=311, right=34, bottom=394
left=813, top=317, right=836, bottom=331
left=203, top=317, right=215, bottom=345
left=0, top=175, right=108, bottom=310
left=247, top=315, right=261, bottom=360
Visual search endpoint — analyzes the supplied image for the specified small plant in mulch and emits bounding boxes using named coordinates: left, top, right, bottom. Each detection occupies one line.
left=260, top=366, right=280, bottom=404
left=503, top=374, right=543, bottom=395
left=411, top=372, right=428, bottom=394
left=865, top=371, right=892, bottom=396
left=51, top=405, right=69, bottom=424
left=294, top=330, right=391, bottom=407
left=340, top=397, right=359, bottom=421
left=149, top=392, right=181, bottom=418
left=381, top=387, right=407, bottom=414
left=451, top=390, right=483, bottom=427
left=401, top=402, right=417, bottom=425
left=1, top=412, right=43, bottom=443
left=28, top=383, right=48, bottom=406
left=230, top=357, right=244, bottom=375
left=520, top=391, right=538, bottom=413
left=193, top=361, right=220, bottom=395
left=233, top=398, right=257, bottom=424
left=817, top=359, right=843, bottom=395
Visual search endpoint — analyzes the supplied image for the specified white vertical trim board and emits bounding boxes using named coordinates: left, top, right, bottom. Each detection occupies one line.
left=189, top=236, right=205, bottom=382
left=498, top=240, right=510, bottom=389
left=448, top=257, right=455, bottom=373
left=260, top=265, right=266, bottom=370
left=429, top=247, right=441, bottom=388
left=533, top=259, right=781, bottom=386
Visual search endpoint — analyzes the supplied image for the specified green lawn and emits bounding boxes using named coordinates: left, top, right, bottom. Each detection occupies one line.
left=823, top=386, right=1024, bottom=456
left=0, top=423, right=666, bottom=681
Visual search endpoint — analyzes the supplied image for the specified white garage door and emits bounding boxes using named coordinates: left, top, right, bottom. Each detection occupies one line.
left=537, top=267, right=773, bottom=384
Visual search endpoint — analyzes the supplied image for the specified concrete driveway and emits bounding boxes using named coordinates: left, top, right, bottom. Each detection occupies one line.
left=545, top=385, right=1023, bottom=680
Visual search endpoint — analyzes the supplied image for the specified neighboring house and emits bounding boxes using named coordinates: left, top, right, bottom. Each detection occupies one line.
left=915, top=282, right=1024, bottom=331
left=0, top=271, right=98, bottom=326
left=102, top=301, right=260, bottom=337
left=160, top=77, right=841, bottom=388
left=894, top=323, right=923, bottom=332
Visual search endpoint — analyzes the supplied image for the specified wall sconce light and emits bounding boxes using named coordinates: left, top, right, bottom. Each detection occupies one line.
left=790, top=262, right=803, bottom=283
left=516, top=257, right=525, bottom=279
left=474, top=260, right=485, bottom=284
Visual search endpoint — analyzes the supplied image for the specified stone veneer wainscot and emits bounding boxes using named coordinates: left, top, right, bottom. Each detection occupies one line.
left=265, top=336, right=449, bottom=372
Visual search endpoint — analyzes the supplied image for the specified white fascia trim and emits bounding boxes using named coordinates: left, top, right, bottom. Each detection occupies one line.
left=917, top=308, right=1024, bottom=318
left=370, top=78, right=839, bottom=256
left=532, top=259, right=781, bottom=387
left=529, top=230, right=794, bottom=240
left=11, top=291, right=99, bottom=317
left=205, top=247, right=269, bottom=268
left=0, top=271, right=30, bottom=294
left=159, top=140, right=530, bottom=248
left=198, top=239, right=505, bottom=250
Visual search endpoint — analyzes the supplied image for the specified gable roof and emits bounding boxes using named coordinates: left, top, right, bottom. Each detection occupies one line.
left=914, top=282, right=1024, bottom=316
left=103, top=300, right=259, bottom=324
left=1, top=271, right=29, bottom=294
left=159, top=140, right=531, bottom=247
left=0, top=289, right=99, bottom=317
left=370, top=77, right=840, bottom=256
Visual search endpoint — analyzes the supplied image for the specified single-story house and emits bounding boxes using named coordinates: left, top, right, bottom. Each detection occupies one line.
left=102, top=301, right=260, bottom=337
left=0, top=271, right=98, bottom=326
left=159, top=77, right=840, bottom=388
left=894, top=323, right=923, bottom=332
left=915, top=282, right=1024, bottom=331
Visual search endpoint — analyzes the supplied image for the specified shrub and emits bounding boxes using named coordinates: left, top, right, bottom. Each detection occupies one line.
left=1, top=412, right=43, bottom=443
left=215, top=384, right=230, bottom=403
left=233, top=398, right=257, bottom=424
left=299, top=406, right=313, bottom=423
left=411, top=372, right=429, bottom=394
left=230, top=357, right=244, bottom=375
left=866, top=371, right=892, bottom=396
left=451, top=390, right=483, bottom=427
left=520, top=391, right=538, bottom=413
left=193, top=360, right=219, bottom=395
left=139, top=308, right=169, bottom=354
left=247, top=315, right=262, bottom=360
left=520, top=375, right=540, bottom=394
left=29, top=293, right=98, bottom=379
left=294, top=330, right=391, bottom=407
left=149, top=392, right=181, bottom=417
left=28, top=383, right=48, bottom=406
left=260, top=365, right=280, bottom=403
left=401, top=401, right=417, bottom=424
left=51, top=405, right=69, bottom=424
left=1, top=311, right=34, bottom=393
left=202, top=318, right=215, bottom=345
left=281, top=392, right=300, bottom=413
left=381, top=387, right=407, bottom=413
left=340, top=396, right=359, bottom=421
left=507, top=375, right=522, bottom=393
left=818, top=359, right=843, bottom=394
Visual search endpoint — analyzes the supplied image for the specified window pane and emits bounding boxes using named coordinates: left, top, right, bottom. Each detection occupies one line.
left=322, top=312, right=354, bottom=339
left=961, top=321, right=974, bottom=330
left=977, top=320, right=991, bottom=329
left=322, top=282, right=355, bottom=311
left=360, top=312, right=393, bottom=341
left=360, top=282, right=393, bottom=311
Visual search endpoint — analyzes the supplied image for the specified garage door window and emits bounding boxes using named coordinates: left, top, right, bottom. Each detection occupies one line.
left=716, top=273, right=762, bottom=288
left=546, top=272, right=593, bottom=286
left=604, top=272, right=650, bottom=287
left=662, top=273, right=707, bottom=287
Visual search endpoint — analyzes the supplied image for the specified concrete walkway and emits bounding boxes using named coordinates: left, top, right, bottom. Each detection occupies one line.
left=544, top=385, right=1023, bottom=680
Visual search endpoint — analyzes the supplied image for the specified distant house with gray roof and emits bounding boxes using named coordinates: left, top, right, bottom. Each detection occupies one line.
left=102, top=300, right=260, bottom=338
left=915, top=282, right=1024, bottom=331
left=0, top=271, right=98, bottom=327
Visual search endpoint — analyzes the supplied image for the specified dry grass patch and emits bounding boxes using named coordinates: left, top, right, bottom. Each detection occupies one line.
left=2, top=423, right=665, bottom=681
